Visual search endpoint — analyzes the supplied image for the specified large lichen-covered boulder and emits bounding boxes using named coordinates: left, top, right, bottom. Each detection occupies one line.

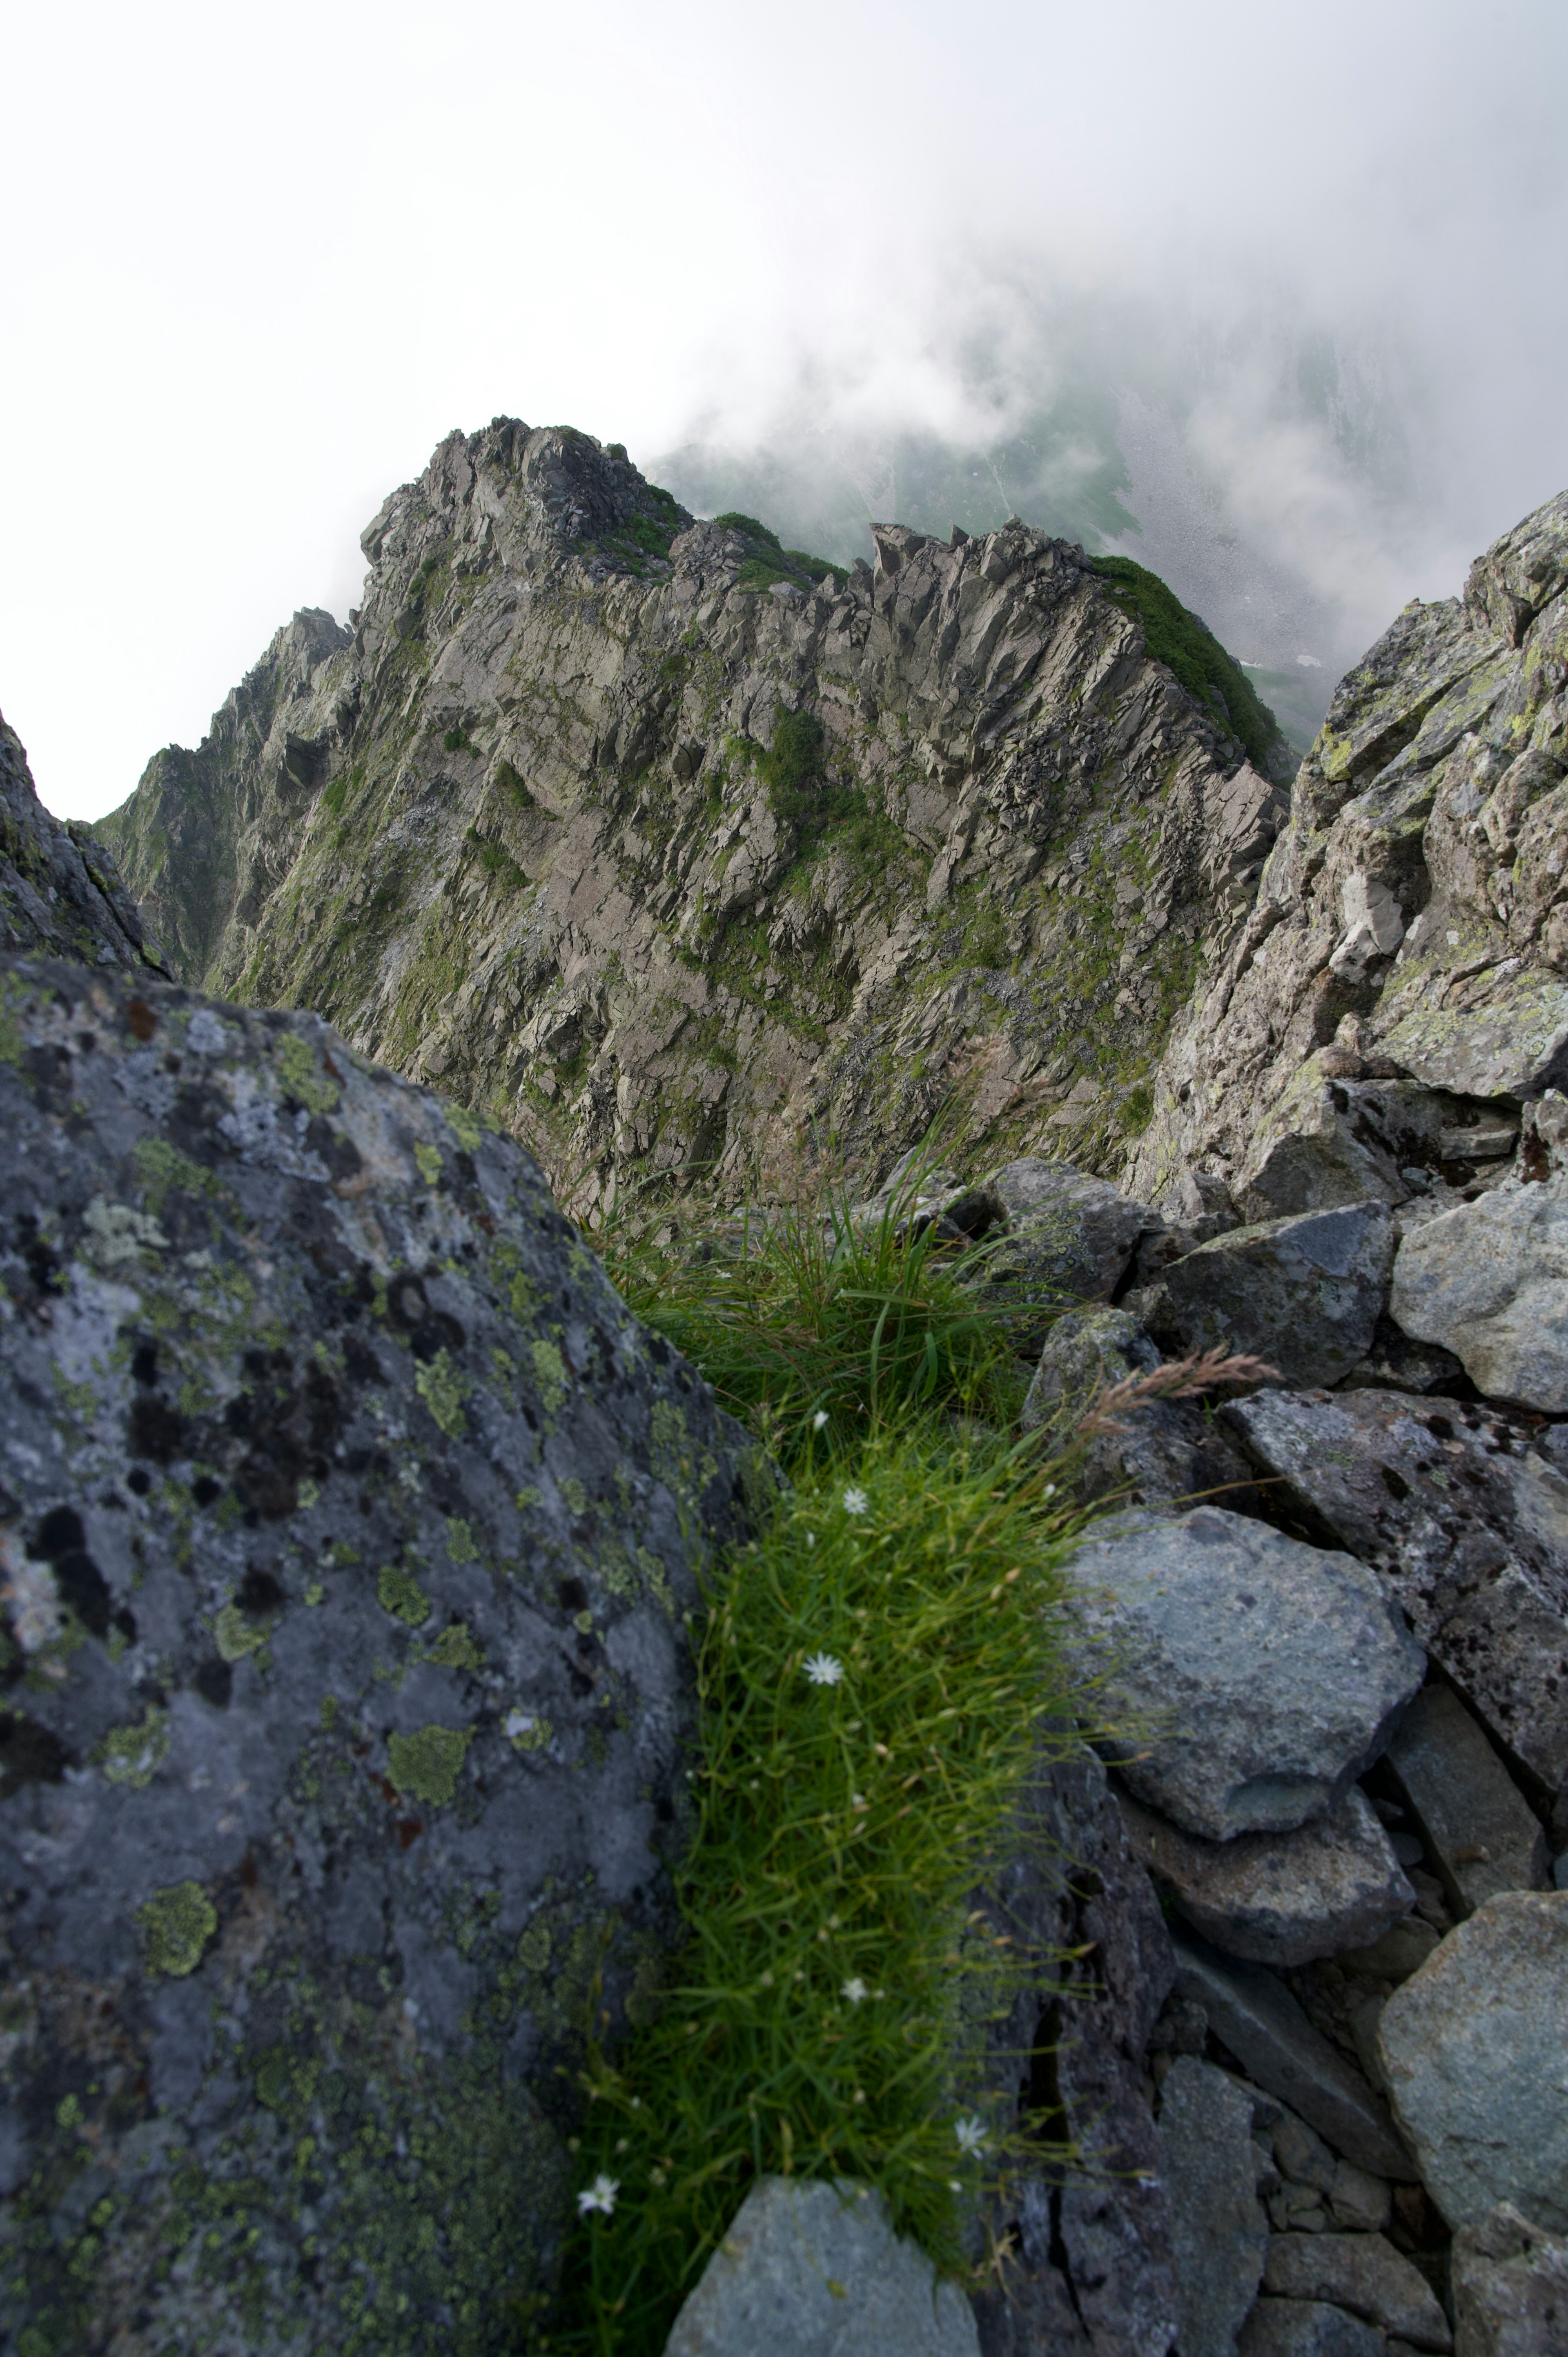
left=0, top=955, right=766, bottom=2352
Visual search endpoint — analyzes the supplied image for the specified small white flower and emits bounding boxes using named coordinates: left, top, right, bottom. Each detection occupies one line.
left=954, top=2114, right=987, bottom=2157
left=577, top=2173, right=619, bottom=2217
left=812, top=1409, right=830, bottom=1431
left=842, top=1487, right=869, bottom=1516
left=841, top=1976, right=868, bottom=2005
left=949, top=2178, right=964, bottom=2192
left=804, top=1652, right=843, bottom=1687
left=1042, top=1483, right=1057, bottom=1500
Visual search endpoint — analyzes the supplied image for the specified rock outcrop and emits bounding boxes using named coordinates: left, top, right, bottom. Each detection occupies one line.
left=1, top=706, right=167, bottom=974
left=98, top=423, right=1288, bottom=1212
left=0, top=954, right=765, bottom=2349
left=1129, top=490, right=1568, bottom=1211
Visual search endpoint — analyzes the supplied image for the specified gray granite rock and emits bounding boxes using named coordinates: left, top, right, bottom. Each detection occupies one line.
left=1065, top=1507, right=1425, bottom=1841
left=1118, top=1788, right=1414, bottom=1967
left=1159, top=2057, right=1269, bottom=2357
left=0, top=955, right=768, bottom=2350
left=1262, top=2235, right=1451, bottom=2350
left=986, top=1160, right=1154, bottom=1347
left=1390, top=1180, right=1568, bottom=1412
left=1272, top=2114, right=1392, bottom=2234
left=1235, top=1081, right=1451, bottom=1222
left=1238, top=2297, right=1387, bottom=2357
left=1451, top=2203, right=1568, bottom=2357
left=1336, top=1315, right=1467, bottom=1398
left=971, top=1741, right=1178, bottom=2357
left=1219, top=1386, right=1568, bottom=1792
left=1154, top=1203, right=1396, bottom=1389
left=662, top=2176, right=980, bottom=2357
left=1172, top=1929, right=1418, bottom=2181
left=1386, top=1684, right=1550, bottom=1917
left=1021, top=1306, right=1260, bottom=1513
left=1378, top=1892, right=1568, bottom=2232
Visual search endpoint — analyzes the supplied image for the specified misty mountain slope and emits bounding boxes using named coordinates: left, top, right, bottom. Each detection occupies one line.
left=1129, top=485, right=1568, bottom=1205
left=0, top=706, right=168, bottom=976
left=100, top=419, right=1290, bottom=1209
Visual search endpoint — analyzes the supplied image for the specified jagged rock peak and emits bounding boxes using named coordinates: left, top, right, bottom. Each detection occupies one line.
left=0, top=706, right=168, bottom=975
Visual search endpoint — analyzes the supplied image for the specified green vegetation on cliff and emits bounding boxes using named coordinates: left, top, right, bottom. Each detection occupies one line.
left=1088, top=553, right=1283, bottom=772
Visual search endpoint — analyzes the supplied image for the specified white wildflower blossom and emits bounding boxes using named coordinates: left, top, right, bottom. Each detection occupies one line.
left=841, top=1976, right=868, bottom=2005
left=954, top=2114, right=987, bottom=2157
left=804, top=1652, right=844, bottom=1687
left=842, top=1487, right=869, bottom=1516
left=577, top=2173, right=619, bottom=2217
left=812, top=1409, right=830, bottom=1431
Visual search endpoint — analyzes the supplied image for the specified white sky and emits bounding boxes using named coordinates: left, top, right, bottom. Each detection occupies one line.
left=4, top=0, right=1567, bottom=818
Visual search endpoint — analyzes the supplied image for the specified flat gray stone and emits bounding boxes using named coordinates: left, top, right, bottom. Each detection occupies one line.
left=1173, top=1928, right=1418, bottom=2181
left=1066, top=1507, right=1425, bottom=1841
left=1381, top=970, right=1568, bottom=1101
left=1219, top=1387, right=1568, bottom=1792
left=1119, top=1787, right=1414, bottom=1967
left=1378, top=1892, right=1568, bottom=2232
left=1390, top=1179, right=1568, bottom=1411
left=1238, top=2298, right=1387, bottom=2357
left=1386, top=1684, right=1550, bottom=1917
left=1451, top=2203, right=1568, bottom=2357
left=1236, top=1081, right=1454, bottom=1222
left=1156, top=1202, right=1396, bottom=1389
left=1263, top=2235, right=1451, bottom=2350
left=1273, top=2113, right=1392, bottom=2233
left=1159, top=2056, right=1269, bottom=2357
left=662, top=2177, right=980, bottom=2357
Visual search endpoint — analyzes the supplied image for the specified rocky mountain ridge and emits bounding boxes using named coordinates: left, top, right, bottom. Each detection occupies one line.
left=98, top=419, right=1290, bottom=1213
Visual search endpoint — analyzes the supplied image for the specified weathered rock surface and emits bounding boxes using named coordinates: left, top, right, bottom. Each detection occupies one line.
left=1385, top=1684, right=1550, bottom=1917
left=1149, top=1204, right=1394, bottom=1389
left=1451, top=2203, right=1568, bottom=2357
left=1065, top=1507, right=1425, bottom=1841
left=1262, top=2234, right=1452, bottom=2350
left=99, top=425, right=1286, bottom=1213
left=1119, top=1787, right=1414, bottom=1967
left=1390, top=1180, right=1568, bottom=1413
left=1158, top=2056, right=1269, bottom=2357
left=986, top=1161, right=1153, bottom=1342
left=0, top=955, right=765, bottom=2350
left=1378, top=1893, right=1568, bottom=2232
left=1130, top=488, right=1568, bottom=1213
left=1020, top=1305, right=1260, bottom=1512
left=1272, top=2111, right=1393, bottom=2234
left=971, top=1741, right=1178, bottom=2357
left=1238, top=2297, right=1386, bottom=2357
left=1218, top=1387, right=1568, bottom=1791
left=662, top=2176, right=980, bottom=2357
left=1172, top=1929, right=1417, bottom=2181
left=1, top=705, right=167, bottom=975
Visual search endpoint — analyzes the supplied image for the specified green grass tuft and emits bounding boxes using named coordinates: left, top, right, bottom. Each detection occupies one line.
left=539, top=1156, right=1098, bottom=2348
left=1087, top=553, right=1283, bottom=773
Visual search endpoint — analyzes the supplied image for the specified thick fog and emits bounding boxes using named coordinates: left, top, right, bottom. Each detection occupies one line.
left=3, top=0, right=1566, bottom=814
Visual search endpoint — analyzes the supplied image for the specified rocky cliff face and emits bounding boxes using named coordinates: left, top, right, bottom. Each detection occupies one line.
left=1129, top=491, right=1568, bottom=1211
left=100, top=421, right=1288, bottom=1211
left=1, top=708, right=168, bottom=976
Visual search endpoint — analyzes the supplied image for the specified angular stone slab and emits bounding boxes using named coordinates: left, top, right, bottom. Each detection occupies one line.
left=1452, top=2203, right=1568, bottom=2357
left=1219, top=1386, right=1568, bottom=1793
left=1172, top=1927, right=1418, bottom=2181
left=0, top=957, right=766, bottom=2349
left=1157, top=1202, right=1395, bottom=1388
left=1378, top=1892, right=1568, bottom=2232
left=1066, top=1507, right=1425, bottom=1841
left=1381, top=969, right=1568, bottom=1101
left=1238, top=2298, right=1386, bottom=2357
left=1263, top=2234, right=1451, bottom=2350
left=1159, top=2056, right=1269, bottom=2357
left=986, top=1158, right=1153, bottom=1346
left=1119, top=1787, right=1414, bottom=1967
left=1391, top=1179, right=1568, bottom=1411
left=1386, top=1684, right=1550, bottom=1917
left=663, top=2176, right=980, bottom=2357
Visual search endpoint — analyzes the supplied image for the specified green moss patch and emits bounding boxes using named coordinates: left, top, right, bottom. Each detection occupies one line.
left=387, top=1724, right=473, bottom=1807
left=1087, top=554, right=1283, bottom=772
left=136, top=1880, right=217, bottom=1977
